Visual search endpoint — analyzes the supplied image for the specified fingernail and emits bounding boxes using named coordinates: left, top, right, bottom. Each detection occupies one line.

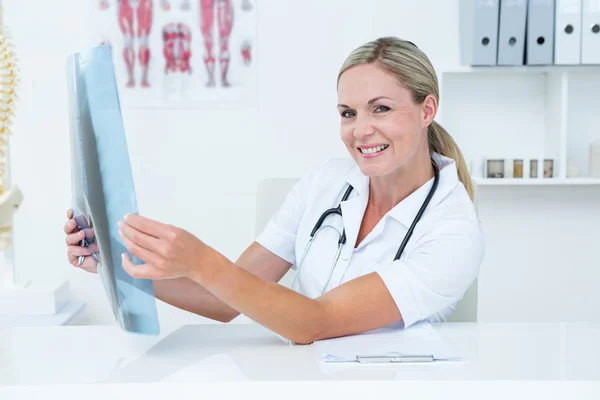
left=118, top=229, right=123, bottom=237
left=124, top=213, right=131, bottom=221
left=117, top=220, right=124, bottom=229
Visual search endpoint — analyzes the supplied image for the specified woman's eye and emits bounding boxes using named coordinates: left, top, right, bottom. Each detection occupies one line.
left=341, top=110, right=355, bottom=118
left=374, top=105, right=390, bottom=113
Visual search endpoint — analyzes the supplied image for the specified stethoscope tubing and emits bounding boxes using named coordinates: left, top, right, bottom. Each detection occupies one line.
left=292, top=163, right=440, bottom=295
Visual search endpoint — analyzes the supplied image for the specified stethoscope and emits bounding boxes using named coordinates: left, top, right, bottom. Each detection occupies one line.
left=291, top=163, right=440, bottom=296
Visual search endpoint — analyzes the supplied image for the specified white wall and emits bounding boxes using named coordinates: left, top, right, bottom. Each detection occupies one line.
left=3, top=0, right=598, bottom=330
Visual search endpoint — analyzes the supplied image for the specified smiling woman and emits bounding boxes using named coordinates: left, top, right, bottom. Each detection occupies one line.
left=63, top=36, right=484, bottom=345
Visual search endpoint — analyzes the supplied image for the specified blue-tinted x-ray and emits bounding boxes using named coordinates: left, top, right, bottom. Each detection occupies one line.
left=66, top=44, right=160, bottom=335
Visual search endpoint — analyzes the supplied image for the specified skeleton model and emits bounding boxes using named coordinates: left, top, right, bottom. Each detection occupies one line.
left=0, top=0, right=24, bottom=289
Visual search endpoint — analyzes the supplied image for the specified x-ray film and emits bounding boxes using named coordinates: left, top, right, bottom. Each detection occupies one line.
left=66, top=43, right=160, bottom=335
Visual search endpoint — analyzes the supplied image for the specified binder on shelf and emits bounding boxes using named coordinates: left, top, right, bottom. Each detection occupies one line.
left=459, top=0, right=501, bottom=66
left=554, top=0, right=583, bottom=64
left=526, top=0, right=556, bottom=65
left=581, top=0, right=600, bottom=64
left=497, top=0, right=528, bottom=65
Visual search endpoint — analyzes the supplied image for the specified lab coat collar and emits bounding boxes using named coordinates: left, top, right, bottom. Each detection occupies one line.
left=343, top=152, right=459, bottom=230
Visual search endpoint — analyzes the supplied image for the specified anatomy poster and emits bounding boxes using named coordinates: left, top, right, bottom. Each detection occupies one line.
left=89, top=0, right=257, bottom=109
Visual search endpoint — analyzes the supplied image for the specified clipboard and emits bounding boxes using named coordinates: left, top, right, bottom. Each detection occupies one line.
left=356, top=353, right=435, bottom=363
left=313, top=322, right=460, bottom=363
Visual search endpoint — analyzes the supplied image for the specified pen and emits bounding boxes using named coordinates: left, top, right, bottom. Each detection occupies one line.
left=77, top=238, right=99, bottom=265
left=77, top=238, right=87, bottom=266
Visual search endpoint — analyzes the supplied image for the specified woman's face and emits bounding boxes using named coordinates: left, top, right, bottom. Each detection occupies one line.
left=337, top=63, right=434, bottom=177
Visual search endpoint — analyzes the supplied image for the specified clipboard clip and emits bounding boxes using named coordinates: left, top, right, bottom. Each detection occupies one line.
left=356, top=352, right=434, bottom=363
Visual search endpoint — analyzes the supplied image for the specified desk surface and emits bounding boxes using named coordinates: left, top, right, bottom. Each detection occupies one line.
left=1, top=322, right=599, bottom=385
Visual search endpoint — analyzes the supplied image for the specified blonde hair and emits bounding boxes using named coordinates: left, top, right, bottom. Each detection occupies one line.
left=337, top=37, right=474, bottom=201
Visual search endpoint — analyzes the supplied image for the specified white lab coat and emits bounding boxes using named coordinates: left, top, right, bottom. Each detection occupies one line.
left=256, top=152, right=485, bottom=329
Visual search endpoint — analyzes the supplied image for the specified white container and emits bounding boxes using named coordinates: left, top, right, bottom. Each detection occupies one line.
left=504, top=158, right=514, bottom=178
left=0, top=280, right=71, bottom=316
left=470, top=156, right=485, bottom=178
left=590, top=140, right=600, bottom=178
left=567, top=161, right=582, bottom=178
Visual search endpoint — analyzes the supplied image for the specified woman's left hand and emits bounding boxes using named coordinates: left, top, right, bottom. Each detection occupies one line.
left=118, top=213, right=207, bottom=280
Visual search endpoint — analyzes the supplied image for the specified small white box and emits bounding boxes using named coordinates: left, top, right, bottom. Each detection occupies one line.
left=0, top=280, right=71, bottom=316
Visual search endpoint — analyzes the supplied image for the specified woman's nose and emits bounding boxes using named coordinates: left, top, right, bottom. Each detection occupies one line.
left=354, top=114, right=375, bottom=138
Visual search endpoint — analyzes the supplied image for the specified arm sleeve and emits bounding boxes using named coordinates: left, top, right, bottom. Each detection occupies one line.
left=375, top=218, right=485, bottom=329
left=255, top=160, right=331, bottom=266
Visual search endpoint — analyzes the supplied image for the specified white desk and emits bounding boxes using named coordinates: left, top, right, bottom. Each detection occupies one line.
left=1, top=321, right=599, bottom=387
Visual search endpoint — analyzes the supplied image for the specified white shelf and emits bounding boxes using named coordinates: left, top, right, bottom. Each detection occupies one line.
left=474, top=177, right=600, bottom=186
left=442, top=65, right=600, bottom=74
left=438, top=65, right=600, bottom=185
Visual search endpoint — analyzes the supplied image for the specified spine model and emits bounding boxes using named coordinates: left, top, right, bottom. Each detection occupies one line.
left=0, top=2, right=18, bottom=197
left=0, top=0, right=23, bottom=288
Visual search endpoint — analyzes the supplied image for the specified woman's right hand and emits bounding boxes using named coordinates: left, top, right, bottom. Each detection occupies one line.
left=65, top=209, right=99, bottom=274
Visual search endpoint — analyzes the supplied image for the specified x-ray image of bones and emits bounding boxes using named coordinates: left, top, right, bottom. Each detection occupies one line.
left=99, top=0, right=172, bottom=88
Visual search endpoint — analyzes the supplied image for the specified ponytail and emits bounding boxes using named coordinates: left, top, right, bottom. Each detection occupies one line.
left=428, top=121, right=474, bottom=201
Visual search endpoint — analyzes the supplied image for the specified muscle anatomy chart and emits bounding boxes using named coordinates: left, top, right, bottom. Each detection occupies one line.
left=91, top=0, right=257, bottom=108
